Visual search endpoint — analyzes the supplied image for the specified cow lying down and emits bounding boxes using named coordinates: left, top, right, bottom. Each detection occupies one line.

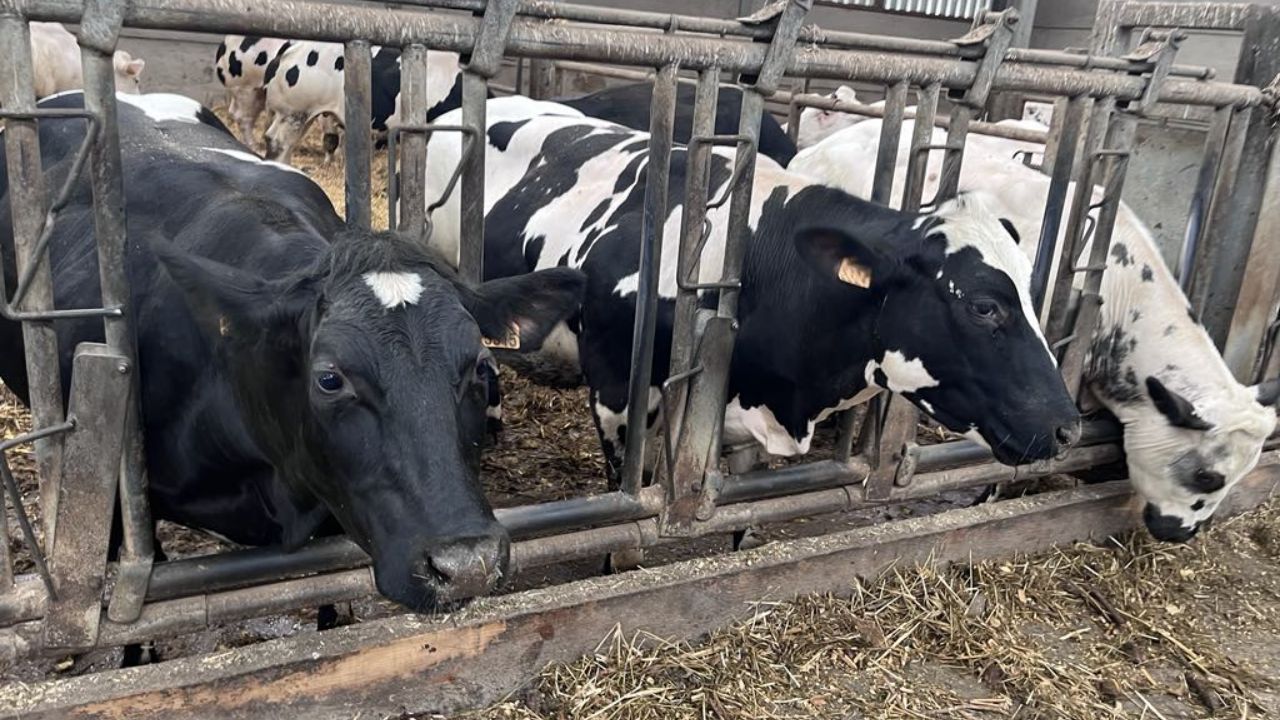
left=0, top=92, right=583, bottom=611
left=789, top=118, right=1280, bottom=542
left=424, top=97, right=1082, bottom=484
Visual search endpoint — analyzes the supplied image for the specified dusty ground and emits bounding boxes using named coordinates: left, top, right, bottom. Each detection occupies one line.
left=3, top=107, right=1278, bottom=716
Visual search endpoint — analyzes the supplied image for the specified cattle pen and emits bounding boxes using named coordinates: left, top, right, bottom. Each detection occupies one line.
left=3, top=0, right=1280, bottom=716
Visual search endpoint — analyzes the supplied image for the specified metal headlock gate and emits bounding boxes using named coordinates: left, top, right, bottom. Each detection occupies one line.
left=0, top=0, right=1278, bottom=670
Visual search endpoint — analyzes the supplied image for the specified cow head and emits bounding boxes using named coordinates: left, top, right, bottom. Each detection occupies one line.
left=795, top=190, right=1080, bottom=464
left=263, top=111, right=312, bottom=164
left=796, top=85, right=863, bottom=148
left=154, top=230, right=584, bottom=611
left=1127, top=376, right=1277, bottom=542
left=113, top=51, right=145, bottom=94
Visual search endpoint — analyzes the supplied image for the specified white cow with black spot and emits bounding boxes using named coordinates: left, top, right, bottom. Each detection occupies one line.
left=790, top=118, right=1280, bottom=541
left=422, top=97, right=1082, bottom=485
left=213, top=35, right=291, bottom=144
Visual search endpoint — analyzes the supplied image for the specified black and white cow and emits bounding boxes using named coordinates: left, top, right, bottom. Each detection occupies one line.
left=262, top=41, right=462, bottom=164
left=423, top=97, right=1081, bottom=481
left=0, top=92, right=583, bottom=610
left=213, top=35, right=290, bottom=144
left=790, top=118, right=1280, bottom=541
left=558, top=81, right=797, bottom=167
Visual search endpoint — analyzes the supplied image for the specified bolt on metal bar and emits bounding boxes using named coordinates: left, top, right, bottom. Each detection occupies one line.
left=620, top=63, right=679, bottom=497
left=1030, top=94, right=1088, bottom=315
left=343, top=40, right=374, bottom=231
left=1177, top=104, right=1231, bottom=292
left=398, top=44, right=431, bottom=243
left=0, top=14, right=68, bottom=551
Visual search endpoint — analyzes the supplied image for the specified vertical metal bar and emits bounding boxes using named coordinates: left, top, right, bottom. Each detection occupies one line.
left=934, top=105, right=972, bottom=202
left=870, top=81, right=909, bottom=206
left=1177, top=104, right=1231, bottom=293
left=513, top=56, right=524, bottom=96
left=458, top=72, right=488, bottom=282
left=528, top=58, right=555, bottom=100
left=1038, top=95, right=1068, bottom=178
left=0, top=488, right=13, bottom=590
left=834, top=81, right=908, bottom=465
left=1058, top=114, right=1138, bottom=397
left=398, top=44, right=429, bottom=242
left=902, top=82, right=941, bottom=213
left=343, top=40, right=373, bottom=231
left=1029, top=94, right=1087, bottom=315
left=619, top=63, right=679, bottom=497
left=786, top=99, right=802, bottom=146
left=1046, top=97, right=1115, bottom=347
left=0, top=14, right=65, bottom=549
left=714, top=88, right=764, bottom=327
left=76, top=4, right=154, bottom=624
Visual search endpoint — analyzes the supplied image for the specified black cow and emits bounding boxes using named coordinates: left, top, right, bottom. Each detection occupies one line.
left=0, top=92, right=583, bottom=611
left=425, top=98, right=1081, bottom=483
left=558, top=81, right=797, bottom=167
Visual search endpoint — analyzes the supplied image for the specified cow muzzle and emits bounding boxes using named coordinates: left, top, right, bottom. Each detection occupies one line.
left=417, top=531, right=510, bottom=603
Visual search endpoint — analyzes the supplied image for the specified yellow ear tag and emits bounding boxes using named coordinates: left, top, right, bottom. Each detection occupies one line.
left=481, top=323, right=521, bottom=350
left=218, top=316, right=232, bottom=337
left=837, top=257, right=873, bottom=288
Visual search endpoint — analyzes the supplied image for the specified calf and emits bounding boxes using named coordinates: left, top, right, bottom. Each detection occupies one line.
left=262, top=42, right=462, bottom=164
left=213, top=35, right=291, bottom=143
left=424, top=97, right=1081, bottom=482
left=29, top=22, right=144, bottom=98
left=790, top=119, right=1279, bottom=541
left=558, top=82, right=797, bottom=167
left=781, top=85, right=868, bottom=148
left=0, top=91, right=583, bottom=611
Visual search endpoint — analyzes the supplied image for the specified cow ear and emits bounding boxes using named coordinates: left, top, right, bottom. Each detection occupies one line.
left=466, top=267, right=585, bottom=351
left=999, top=218, right=1021, bottom=245
left=1251, top=378, right=1280, bottom=407
left=1146, top=376, right=1213, bottom=431
left=794, top=225, right=888, bottom=290
left=152, top=239, right=297, bottom=340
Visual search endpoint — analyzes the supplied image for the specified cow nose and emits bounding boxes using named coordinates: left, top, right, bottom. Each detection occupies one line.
left=422, top=533, right=508, bottom=600
left=1055, top=419, right=1082, bottom=453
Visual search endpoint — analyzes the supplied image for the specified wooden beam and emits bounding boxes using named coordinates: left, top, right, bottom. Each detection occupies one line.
left=4, top=459, right=1278, bottom=719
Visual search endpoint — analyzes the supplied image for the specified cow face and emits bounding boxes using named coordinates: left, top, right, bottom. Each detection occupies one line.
left=113, top=51, right=145, bottom=94
left=1129, top=376, right=1277, bottom=542
left=795, top=191, right=1080, bottom=464
left=154, top=230, right=584, bottom=611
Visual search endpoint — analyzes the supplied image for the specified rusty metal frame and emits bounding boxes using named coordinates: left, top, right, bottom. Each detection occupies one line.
left=0, top=0, right=1276, bottom=669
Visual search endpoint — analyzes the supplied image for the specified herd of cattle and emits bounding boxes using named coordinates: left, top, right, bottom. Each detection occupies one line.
left=0, top=27, right=1276, bottom=615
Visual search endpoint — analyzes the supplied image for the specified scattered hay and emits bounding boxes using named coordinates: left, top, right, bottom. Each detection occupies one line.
left=463, top=497, right=1280, bottom=720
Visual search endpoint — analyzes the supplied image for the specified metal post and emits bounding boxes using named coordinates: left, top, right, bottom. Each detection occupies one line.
left=0, top=11, right=65, bottom=548
left=1030, top=94, right=1088, bottom=315
left=1178, top=104, right=1232, bottom=293
left=457, top=0, right=517, bottom=282
left=343, top=40, right=373, bottom=230
left=619, top=63, right=679, bottom=497
left=902, top=82, right=941, bottom=213
left=398, top=44, right=430, bottom=242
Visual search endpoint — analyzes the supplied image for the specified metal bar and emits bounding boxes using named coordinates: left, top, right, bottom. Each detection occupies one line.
left=1045, top=98, right=1114, bottom=347
left=902, top=83, right=941, bottom=213
left=1030, top=94, right=1087, bottom=315
left=343, top=40, right=374, bottom=231
left=75, top=3, right=156, bottom=625
left=14, top=1, right=1264, bottom=108
left=1177, top=104, right=1231, bottom=292
left=783, top=92, right=1049, bottom=144
left=398, top=44, right=430, bottom=242
left=41, top=344, right=131, bottom=651
left=0, top=13, right=66, bottom=551
left=871, top=82, right=910, bottom=206
left=458, top=73, right=488, bottom=282
left=1226, top=114, right=1280, bottom=380
left=619, top=63, right=679, bottom=497
left=664, top=68, right=720, bottom=479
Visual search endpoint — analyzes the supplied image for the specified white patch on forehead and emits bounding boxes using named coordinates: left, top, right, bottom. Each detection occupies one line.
left=363, top=271, right=424, bottom=309
left=865, top=350, right=939, bottom=394
left=118, top=92, right=203, bottom=124
left=203, top=147, right=308, bottom=177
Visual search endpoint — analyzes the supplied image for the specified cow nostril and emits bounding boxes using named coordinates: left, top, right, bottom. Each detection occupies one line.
left=1055, top=421, right=1082, bottom=449
left=421, top=535, right=507, bottom=600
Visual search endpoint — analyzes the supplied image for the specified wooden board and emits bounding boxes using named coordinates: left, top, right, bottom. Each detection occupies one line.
left=3, top=459, right=1278, bottom=719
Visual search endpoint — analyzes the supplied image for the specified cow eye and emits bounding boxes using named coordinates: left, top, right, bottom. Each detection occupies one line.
left=968, top=298, right=1003, bottom=322
left=316, top=370, right=345, bottom=394
left=1193, top=469, right=1226, bottom=493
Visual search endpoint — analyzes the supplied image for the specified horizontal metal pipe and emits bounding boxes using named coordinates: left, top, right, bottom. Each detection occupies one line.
left=784, top=92, right=1050, bottom=143
left=17, top=0, right=1264, bottom=108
